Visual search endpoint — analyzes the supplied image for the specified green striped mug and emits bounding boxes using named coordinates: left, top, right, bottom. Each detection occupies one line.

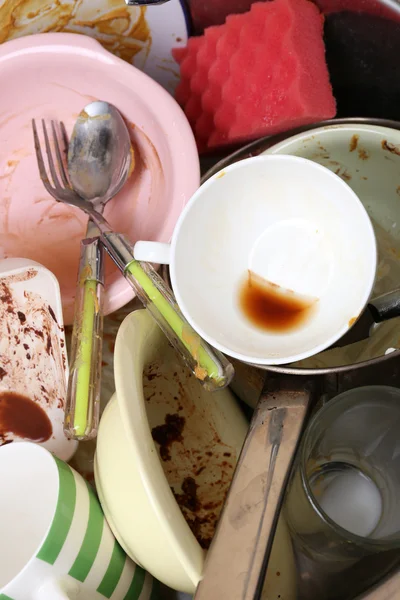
left=0, top=442, right=157, bottom=600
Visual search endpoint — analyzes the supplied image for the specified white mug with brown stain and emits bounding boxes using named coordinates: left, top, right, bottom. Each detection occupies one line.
left=134, top=155, right=377, bottom=366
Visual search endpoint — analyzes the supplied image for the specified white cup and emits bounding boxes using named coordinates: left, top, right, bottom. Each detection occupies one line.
left=134, top=155, right=377, bottom=365
left=0, top=442, right=155, bottom=600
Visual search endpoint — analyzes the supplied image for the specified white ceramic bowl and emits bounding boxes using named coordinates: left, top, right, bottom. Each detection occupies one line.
left=136, top=155, right=377, bottom=365
left=94, top=309, right=296, bottom=597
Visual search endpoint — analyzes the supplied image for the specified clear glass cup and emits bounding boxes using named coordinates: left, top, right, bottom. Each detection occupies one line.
left=284, top=386, right=400, bottom=569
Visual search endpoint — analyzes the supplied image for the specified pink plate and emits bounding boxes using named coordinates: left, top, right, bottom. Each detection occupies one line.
left=0, top=33, right=200, bottom=324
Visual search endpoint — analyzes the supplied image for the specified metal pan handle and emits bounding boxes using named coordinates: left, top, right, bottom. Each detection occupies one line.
left=194, top=376, right=318, bottom=600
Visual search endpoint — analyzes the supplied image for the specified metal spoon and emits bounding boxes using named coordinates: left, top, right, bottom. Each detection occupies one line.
left=64, top=101, right=133, bottom=441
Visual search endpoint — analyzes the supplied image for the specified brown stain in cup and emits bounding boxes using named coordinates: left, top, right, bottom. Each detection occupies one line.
left=0, top=391, right=52, bottom=443
left=239, top=271, right=317, bottom=333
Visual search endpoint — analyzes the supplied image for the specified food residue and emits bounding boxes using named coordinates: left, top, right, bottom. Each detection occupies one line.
left=145, top=341, right=238, bottom=550
left=0, top=3, right=152, bottom=66
left=171, top=476, right=223, bottom=549
left=349, top=134, right=359, bottom=152
left=151, top=413, right=185, bottom=461
left=0, top=392, right=52, bottom=444
left=382, top=140, right=400, bottom=156
left=0, top=269, right=67, bottom=446
left=239, top=270, right=317, bottom=332
left=358, top=147, right=370, bottom=160
left=335, top=167, right=352, bottom=181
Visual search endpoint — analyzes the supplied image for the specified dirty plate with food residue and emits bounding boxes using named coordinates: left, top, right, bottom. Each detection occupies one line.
left=94, top=309, right=296, bottom=598
left=0, top=33, right=199, bottom=325
left=0, top=258, right=77, bottom=461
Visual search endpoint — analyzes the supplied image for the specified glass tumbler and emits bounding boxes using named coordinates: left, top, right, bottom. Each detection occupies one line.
left=284, top=386, right=400, bottom=568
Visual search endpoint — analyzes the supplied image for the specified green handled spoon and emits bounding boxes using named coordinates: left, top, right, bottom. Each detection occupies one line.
left=58, top=104, right=233, bottom=445
left=64, top=101, right=133, bottom=441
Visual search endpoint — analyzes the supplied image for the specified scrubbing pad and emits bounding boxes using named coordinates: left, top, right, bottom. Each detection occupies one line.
left=173, top=0, right=336, bottom=152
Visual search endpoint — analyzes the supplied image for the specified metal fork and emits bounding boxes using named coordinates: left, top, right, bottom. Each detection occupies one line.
left=32, top=119, right=234, bottom=392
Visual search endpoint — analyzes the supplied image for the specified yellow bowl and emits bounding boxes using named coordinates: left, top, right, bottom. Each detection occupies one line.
left=95, top=309, right=296, bottom=596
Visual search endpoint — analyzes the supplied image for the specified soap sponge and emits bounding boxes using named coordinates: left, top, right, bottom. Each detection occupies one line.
left=173, top=0, right=336, bottom=152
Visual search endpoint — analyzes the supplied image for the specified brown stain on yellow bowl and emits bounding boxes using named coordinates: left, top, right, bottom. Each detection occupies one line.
left=145, top=345, right=238, bottom=551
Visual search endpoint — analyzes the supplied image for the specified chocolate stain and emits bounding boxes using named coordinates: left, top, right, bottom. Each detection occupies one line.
left=17, top=311, right=26, bottom=323
left=0, top=392, right=52, bottom=443
left=145, top=352, right=237, bottom=551
left=0, top=271, right=67, bottom=427
left=151, top=413, right=186, bottom=461
left=172, top=476, right=220, bottom=549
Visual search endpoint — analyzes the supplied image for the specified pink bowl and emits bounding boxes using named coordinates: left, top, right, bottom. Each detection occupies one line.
left=0, top=33, right=200, bottom=324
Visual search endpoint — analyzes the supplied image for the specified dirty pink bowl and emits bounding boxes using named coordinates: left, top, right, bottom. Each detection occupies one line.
left=0, top=33, right=200, bottom=324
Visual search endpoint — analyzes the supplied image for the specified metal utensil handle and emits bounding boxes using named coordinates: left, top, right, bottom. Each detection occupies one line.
left=194, top=378, right=315, bottom=600
left=100, top=231, right=234, bottom=391
left=368, top=289, right=400, bottom=323
left=64, top=236, right=104, bottom=440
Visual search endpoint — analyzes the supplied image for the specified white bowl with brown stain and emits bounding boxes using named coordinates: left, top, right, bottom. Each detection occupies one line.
left=94, top=309, right=297, bottom=596
left=0, top=258, right=77, bottom=461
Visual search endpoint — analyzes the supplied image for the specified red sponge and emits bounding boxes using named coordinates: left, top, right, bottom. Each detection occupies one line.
left=173, top=0, right=336, bottom=152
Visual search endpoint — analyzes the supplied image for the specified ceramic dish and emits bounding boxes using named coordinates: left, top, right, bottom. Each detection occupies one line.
left=0, top=32, right=200, bottom=325
left=202, top=120, right=400, bottom=373
left=0, top=0, right=189, bottom=94
left=94, top=309, right=296, bottom=597
left=0, top=258, right=77, bottom=461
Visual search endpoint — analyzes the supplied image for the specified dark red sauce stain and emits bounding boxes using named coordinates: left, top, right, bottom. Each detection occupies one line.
left=0, top=392, right=52, bottom=443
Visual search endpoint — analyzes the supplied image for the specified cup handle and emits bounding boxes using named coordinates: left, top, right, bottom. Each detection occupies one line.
left=134, top=241, right=171, bottom=265
left=34, top=579, right=78, bottom=599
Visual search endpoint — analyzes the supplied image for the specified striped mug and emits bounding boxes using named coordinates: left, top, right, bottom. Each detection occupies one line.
left=0, top=442, right=157, bottom=600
